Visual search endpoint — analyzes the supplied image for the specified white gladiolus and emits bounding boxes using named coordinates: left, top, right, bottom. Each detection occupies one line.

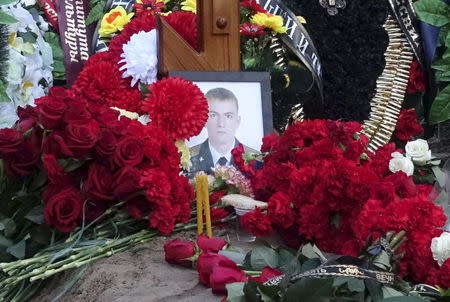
left=389, top=152, right=414, bottom=176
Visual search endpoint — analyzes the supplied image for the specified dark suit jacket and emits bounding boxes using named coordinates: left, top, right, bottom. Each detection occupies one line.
left=188, top=139, right=258, bottom=176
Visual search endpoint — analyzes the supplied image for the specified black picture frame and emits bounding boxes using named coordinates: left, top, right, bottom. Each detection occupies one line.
left=168, top=70, right=273, bottom=177
left=168, top=71, right=273, bottom=136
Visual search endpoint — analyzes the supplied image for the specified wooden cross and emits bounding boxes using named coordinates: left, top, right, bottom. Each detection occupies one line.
left=158, top=0, right=241, bottom=73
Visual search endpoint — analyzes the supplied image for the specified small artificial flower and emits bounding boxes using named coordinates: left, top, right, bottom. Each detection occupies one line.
left=251, top=12, right=286, bottom=33
left=99, top=7, right=134, bottom=37
left=119, top=30, right=158, bottom=87
left=180, top=0, right=196, bottom=13
left=134, top=0, right=165, bottom=15
left=175, top=140, right=192, bottom=171
left=240, top=22, right=265, bottom=36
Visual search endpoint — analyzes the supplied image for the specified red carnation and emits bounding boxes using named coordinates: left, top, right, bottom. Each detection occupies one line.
left=73, top=61, right=142, bottom=113
left=240, top=207, right=273, bottom=237
left=267, top=191, right=295, bottom=229
left=406, top=61, right=426, bottom=94
left=141, top=77, right=208, bottom=140
left=44, top=186, right=84, bottom=232
left=394, top=109, right=423, bottom=141
left=163, top=12, right=199, bottom=51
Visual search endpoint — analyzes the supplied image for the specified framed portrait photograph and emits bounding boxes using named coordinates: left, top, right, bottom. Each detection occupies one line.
left=168, top=71, right=273, bottom=176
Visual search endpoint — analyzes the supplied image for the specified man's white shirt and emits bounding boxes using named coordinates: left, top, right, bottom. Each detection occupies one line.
left=209, top=139, right=236, bottom=166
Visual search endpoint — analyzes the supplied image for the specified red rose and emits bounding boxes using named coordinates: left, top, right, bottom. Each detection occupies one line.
left=210, top=264, right=247, bottom=294
left=42, top=154, right=70, bottom=185
left=44, top=186, right=84, bottom=232
left=0, top=129, right=22, bottom=156
left=163, top=238, right=196, bottom=267
left=16, top=106, right=37, bottom=132
left=95, top=130, right=117, bottom=158
left=114, top=136, right=144, bottom=167
left=197, top=234, right=227, bottom=253
left=4, top=142, right=40, bottom=175
left=267, top=191, right=295, bottom=229
left=65, top=121, right=99, bottom=157
left=249, top=267, right=283, bottom=283
left=64, top=100, right=92, bottom=124
left=394, top=109, right=423, bottom=141
left=197, top=253, right=239, bottom=286
left=113, top=166, right=141, bottom=198
left=241, top=208, right=273, bottom=237
left=83, top=163, right=116, bottom=201
left=43, top=132, right=74, bottom=158
left=35, top=95, right=67, bottom=129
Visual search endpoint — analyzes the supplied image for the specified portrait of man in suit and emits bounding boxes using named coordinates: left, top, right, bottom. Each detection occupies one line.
left=189, top=87, right=258, bottom=175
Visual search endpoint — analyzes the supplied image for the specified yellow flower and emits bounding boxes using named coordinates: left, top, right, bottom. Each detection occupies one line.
left=99, top=7, right=134, bottom=38
left=297, top=16, right=307, bottom=24
left=251, top=12, right=287, bottom=34
left=181, top=0, right=196, bottom=13
left=175, top=140, right=192, bottom=171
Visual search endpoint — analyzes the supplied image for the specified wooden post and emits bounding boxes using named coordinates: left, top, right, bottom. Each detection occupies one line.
left=158, top=0, right=241, bottom=73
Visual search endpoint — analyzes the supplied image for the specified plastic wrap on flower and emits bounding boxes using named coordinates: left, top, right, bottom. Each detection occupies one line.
left=220, top=194, right=267, bottom=210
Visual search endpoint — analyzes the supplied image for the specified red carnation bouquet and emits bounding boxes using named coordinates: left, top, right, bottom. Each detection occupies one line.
left=233, top=120, right=450, bottom=288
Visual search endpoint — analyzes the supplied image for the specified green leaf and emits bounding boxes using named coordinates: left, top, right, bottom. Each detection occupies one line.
left=286, top=278, right=334, bottom=302
left=0, top=10, right=18, bottom=24
left=432, top=58, right=450, bottom=72
left=244, top=280, right=263, bottom=302
left=379, top=297, right=429, bottom=302
left=373, top=251, right=391, bottom=270
left=429, top=84, right=450, bottom=124
left=251, top=246, right=279, bottom=270
left=0, top=218, right=16, bottom=237
left=0, top=235, right=13, bottom=248
left=381, top=286, right=404, bottom=299
left=413, top=0, right=450, bottom=27
left=226, top=282, right=246, bottom=302
left=301, top=243, right=317, bottom=259
left=0, top=0, right=17, bottom=4
left=6, top=234, right=30, bottom=259
left=365, top=279, right=383, bottom=302
left=277, top=248, right=301, bottom=275
left=25, top=205, right=44, bottom=224
left=0, top=81, right=9, bottom=102
left=347, top=278, right=365, bottom=293
left=85, top=1, right=106, bottom=26
left=220, top=249, right=247, bottom=265
left=44, top=32, right=66, bottom=80
left=17, top=31, right=37, bottom=43
left=300, top=258, right=321, bottom=272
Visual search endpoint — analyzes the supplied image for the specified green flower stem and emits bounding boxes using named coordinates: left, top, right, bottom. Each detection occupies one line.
left=389, top=230, right=406, bottom=249
left=243, top=270, right=261, bottom=276
left=0, top=254, right=49, bottom=272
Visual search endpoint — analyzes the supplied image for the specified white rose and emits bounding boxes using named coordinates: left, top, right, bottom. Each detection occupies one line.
left=389, top=152, right=414, bottom=176
left=405, top=139, right=431, bottom=166
left=431, top=232, right=450, bottom=266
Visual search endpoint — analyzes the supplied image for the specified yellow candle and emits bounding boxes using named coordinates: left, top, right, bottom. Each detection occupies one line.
left=201, top=175, right=213, bottom=237
left=195, top=175, right=204, bottom=235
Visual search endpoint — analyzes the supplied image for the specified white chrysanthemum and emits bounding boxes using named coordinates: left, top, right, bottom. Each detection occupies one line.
left=119, top=30, right=158, bottom=87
